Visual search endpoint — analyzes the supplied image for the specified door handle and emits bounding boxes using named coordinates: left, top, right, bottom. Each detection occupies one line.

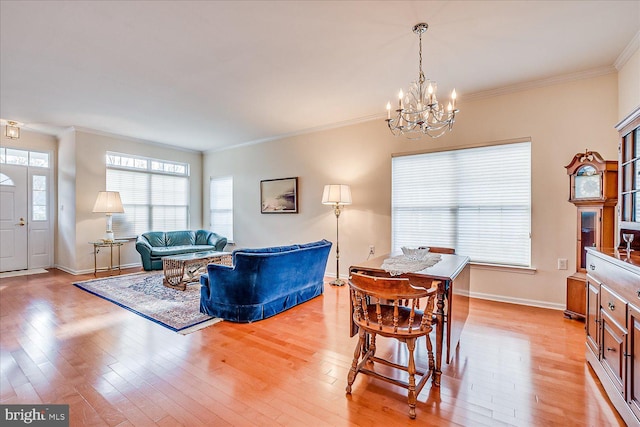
left=16, top=217, right=25, bottom=226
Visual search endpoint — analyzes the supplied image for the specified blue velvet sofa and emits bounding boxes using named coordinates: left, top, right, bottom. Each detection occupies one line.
left=135, top=230, right=227, bottom=271
left=200, top=239, right=332, bottom=322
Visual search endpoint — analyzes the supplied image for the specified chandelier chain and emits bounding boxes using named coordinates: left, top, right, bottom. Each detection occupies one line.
left=418, top=30, right=424, bottom=84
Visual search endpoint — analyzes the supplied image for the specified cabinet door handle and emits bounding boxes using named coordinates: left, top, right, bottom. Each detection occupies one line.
left=607, top=347, right=616, bottom=352
left=608, top=302, right=615, bottom=311
left=637, top=290, right=640, bottom=299
left=624, top=352, right=632, bottom=358
left=589, top=264, right=596, bottom=270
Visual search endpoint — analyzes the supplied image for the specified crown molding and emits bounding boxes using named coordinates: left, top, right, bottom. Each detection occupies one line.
left=209, top=63, right=621, bottom=154
left=462, top=66, right=617, bottom=102
left=615, top=30, right=640, bottom=70
left=72, top=126, right=201, bottom=154
left=206, top=113, right=382, bottom=153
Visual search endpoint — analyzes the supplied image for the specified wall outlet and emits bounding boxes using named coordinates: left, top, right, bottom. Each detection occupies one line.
left=557, top=258, right=568, bottom=270
left=369, top=245, right=375, bottom=255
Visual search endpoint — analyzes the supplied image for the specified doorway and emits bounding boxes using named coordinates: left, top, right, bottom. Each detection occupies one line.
left=0, top=148, right=53, bottom=272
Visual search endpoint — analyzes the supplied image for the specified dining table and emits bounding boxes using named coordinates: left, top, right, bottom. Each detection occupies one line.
left=348, top=251, right=471, bottom=386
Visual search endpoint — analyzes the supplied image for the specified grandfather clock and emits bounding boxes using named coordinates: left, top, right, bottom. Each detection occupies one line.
left=564, top=150, right=617, bottom=319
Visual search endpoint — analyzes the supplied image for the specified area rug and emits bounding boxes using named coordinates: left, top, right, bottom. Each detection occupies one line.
left=73, top=272, right=222, bottom=334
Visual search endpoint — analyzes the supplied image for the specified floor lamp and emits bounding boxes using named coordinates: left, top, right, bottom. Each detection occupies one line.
left=322, top=184, right=352, bottom=286
left=93, top=191, right=124, bottom=242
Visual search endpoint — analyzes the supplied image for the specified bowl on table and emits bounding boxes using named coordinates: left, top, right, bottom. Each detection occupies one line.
left=401, top=246, right=430, bottom=260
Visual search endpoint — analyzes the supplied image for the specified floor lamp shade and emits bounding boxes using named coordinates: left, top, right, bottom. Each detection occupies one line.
left=322, top=184, right=352, bottom=205
left=322, top=184, right=351, bottom=286
left=93, top=191, right=124, bottom=241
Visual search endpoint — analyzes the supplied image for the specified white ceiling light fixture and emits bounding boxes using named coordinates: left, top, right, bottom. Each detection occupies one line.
left=386, top=23, right=459, bottom=139
left=4, top=121, right=20, bottom=139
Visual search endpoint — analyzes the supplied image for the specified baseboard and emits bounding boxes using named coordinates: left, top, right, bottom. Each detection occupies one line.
left=54, top=262, right=142, bottom=276
left=52, top=266, right=563, bottom=311
left=336, top=272, right=564, bottom=311
left=467, top=290, right=564, bottom=311
left=54, top=264, right=79, bottom=275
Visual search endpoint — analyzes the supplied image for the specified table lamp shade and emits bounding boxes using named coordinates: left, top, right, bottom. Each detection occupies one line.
left=93, top=191, right=125, bottom=213
left=322, top=184, right=352, bottom=205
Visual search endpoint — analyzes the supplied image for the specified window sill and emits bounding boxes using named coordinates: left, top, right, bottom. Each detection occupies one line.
left=471, top=262, right=536, bottom=275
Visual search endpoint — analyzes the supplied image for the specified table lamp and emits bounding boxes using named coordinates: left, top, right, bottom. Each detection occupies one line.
left=93, top=191, right=124, bottom=242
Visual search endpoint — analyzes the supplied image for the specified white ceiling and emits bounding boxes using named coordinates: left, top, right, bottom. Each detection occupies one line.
left=1, top=1, right=639, bottom=152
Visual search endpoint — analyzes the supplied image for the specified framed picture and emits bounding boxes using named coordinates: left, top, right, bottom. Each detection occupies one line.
left=261, top=177, right=298, bottom=214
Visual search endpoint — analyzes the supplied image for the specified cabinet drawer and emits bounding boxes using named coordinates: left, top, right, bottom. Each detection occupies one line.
left=601, top=310, right=626, bottom=397
left=601, top=285, right=627, bottom=329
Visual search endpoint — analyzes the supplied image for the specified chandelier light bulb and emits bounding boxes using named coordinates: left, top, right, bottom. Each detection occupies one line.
left=386, top=23, right=459, bottom=139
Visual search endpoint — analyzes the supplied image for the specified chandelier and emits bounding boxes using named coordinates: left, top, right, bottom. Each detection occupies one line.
left=386, top=23, right=458, bottom=139
left=5, top=121, right=20, bottom=139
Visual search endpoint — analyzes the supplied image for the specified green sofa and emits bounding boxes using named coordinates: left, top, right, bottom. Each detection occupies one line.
left=135, top=230, right=227, bottom=271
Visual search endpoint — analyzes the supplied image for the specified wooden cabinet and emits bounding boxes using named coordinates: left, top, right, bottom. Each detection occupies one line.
left=586, top=277, right=601, bottom=357
left=600, top=284, right=627, bottom=397
left=565, top=152, right=617, bottom=319
left=617, top=107, right=640, bottom=247
left=628, top=303, right=640, bottom=420
left=585, top=247, right=640, bottom=426
left=566, top=273, right=587, bottom=320
left=577, top=206, right=617, bottom=269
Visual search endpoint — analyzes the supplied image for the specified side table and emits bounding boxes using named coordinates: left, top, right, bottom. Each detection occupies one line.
left=89, top=240, right=126, bottom=276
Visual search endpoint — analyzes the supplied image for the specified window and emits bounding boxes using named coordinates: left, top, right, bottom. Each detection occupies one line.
left=1, top=148, right=51, bottom=222
left=392, top=141, right=531, bottom=267
left=0, top=173, right=14, bottom=186
left=210, top=176, right=233, bottom=241
left=106, top=152, right=190, bottom=237
left=0, top=147, right=50, bottom=167
left=32, top=175, right=47, bottom=221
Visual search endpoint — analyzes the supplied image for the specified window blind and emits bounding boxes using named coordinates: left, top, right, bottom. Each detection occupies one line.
left=107, top=169, right=189, bottom=237
left=392, top=141, right=531, bottom=267
left=210, top=176, right=233, bottom=242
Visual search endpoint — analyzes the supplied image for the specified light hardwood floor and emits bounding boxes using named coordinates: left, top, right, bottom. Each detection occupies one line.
left=0, top=268, right=625, bottom=426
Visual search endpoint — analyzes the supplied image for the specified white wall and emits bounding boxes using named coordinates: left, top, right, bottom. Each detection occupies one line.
left=56, top=128, right=77, bottom=271
left=618, top=46, right=640, bottom=121
left=203, top=72, right=620, bottom=310
left=55, top=129, right=203, bottom=274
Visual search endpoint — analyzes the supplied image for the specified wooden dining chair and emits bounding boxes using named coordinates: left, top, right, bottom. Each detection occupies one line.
left=419, top=245, right=455, bottom=254
left=346, top=272, right=440, bottom=419
left=418, top=245, right=454, bottom=324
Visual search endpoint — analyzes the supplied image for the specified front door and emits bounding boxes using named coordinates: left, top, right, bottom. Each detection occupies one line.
left=0, top=165, right=28, bottom=271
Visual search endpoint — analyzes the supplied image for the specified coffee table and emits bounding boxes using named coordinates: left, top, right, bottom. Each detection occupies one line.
left=162, top=250, right=232, bottom=290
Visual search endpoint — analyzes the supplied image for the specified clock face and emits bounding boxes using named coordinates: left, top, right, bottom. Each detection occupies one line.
left=575, top=166, right=601, bottom=199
